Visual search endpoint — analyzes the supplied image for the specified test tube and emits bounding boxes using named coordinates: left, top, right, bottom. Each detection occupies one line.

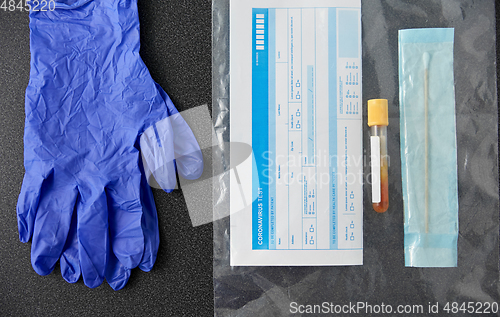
left=368, top=99, right=389, bottom=213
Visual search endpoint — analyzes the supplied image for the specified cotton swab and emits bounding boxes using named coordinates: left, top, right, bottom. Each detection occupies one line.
left=423, top=52, right=430, bottom=234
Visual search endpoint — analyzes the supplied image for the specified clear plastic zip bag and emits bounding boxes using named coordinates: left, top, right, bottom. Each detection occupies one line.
left=213, top=0, right=498, bottom=315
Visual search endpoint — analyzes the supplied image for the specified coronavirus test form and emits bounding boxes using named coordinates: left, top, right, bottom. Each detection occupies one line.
left=230, top=0, right=362, bottom=266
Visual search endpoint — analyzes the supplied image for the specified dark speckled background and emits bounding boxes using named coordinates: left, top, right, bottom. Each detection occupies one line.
left=0, top=0, right=213, bottom=316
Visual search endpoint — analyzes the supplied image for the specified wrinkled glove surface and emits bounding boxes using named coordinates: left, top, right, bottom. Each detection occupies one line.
left=18, top=0, right=203, bottom=289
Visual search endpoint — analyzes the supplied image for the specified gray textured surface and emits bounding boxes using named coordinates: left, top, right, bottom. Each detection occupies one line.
left=0, top=0, right=213, bottom=316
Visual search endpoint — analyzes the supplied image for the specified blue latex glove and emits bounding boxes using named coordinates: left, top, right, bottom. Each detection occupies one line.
left=59, top=85, right=195, bottom=290
left=59, top=160, right=159, bottom=290
left=17, top=0, right=203, bottom=289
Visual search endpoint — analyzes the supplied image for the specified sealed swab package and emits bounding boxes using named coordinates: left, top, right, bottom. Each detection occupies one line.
left=399, top=28, right=458, bottom=267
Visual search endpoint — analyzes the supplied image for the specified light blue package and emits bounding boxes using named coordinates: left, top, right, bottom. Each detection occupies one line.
left=398, top=28, right=458, bottom=267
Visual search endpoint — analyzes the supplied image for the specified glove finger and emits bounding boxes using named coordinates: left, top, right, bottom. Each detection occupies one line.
left=105, top=251, right=131, bottom=291
left=105, top=170, right=158, bottom=290
left=155, top=84, right=204, bottom=180
left=169, top=111, right=204, bottom=180
left=17, top=172, right=45, bottom=243
left=106, top=172, right=145, bottom=270
left=138, top=167, right=159, bottom=272
left=77, top=186, right=108, bottom=289
left=31, top=173, right=78, bottom=276
left=140, top=119, right=177, bottom=192
left=60, top=205, right=80, bottom=283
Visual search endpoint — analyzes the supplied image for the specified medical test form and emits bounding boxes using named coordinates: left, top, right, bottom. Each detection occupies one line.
left=230, top=0, right=362, bottom=266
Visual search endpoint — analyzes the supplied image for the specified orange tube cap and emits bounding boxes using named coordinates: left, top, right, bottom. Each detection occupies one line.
left=367, top=99, right=389, bottom=127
